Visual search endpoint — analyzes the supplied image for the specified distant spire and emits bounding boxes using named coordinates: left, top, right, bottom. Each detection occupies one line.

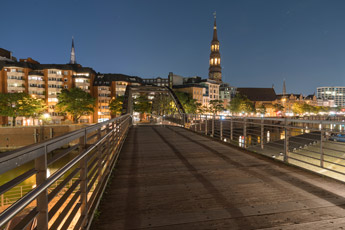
left=70, top=36, right=76, bottom=64
left=283, top=79, right=286, bottom=95
left=212, top=11, right=218, bottom=41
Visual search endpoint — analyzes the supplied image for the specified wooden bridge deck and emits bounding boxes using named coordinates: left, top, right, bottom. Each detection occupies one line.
left=92, top=125, right=345, bottom=230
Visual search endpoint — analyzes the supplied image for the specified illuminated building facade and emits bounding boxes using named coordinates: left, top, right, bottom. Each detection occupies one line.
left=317, top=87, right=345, bottom=107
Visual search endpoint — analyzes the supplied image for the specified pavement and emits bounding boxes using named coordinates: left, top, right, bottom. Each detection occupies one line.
left=91, top=125, right=345, bottom=230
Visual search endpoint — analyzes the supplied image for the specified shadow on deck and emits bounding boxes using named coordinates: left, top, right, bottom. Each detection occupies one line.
left=91, top=125, right=345, bottom=230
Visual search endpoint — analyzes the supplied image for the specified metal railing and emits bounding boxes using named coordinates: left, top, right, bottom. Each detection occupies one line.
left=166, top=114, right=345, bottom=181
left=0, top=114, right=132, bottom=229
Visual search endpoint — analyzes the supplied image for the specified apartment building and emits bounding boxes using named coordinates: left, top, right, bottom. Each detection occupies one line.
left=0, top=59, right=97, bottom=125
left=92, top=74, right=142, bottom=122
left=173, top=84, right=204, bottom=104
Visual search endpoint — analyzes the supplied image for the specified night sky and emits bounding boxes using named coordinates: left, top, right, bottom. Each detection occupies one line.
left=2, top=0, right=345, bottom=95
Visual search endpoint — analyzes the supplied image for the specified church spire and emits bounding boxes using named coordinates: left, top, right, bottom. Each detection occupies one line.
left=213, top=13, right=218, bottom=41
left=70, top=36, right=76, bottom=64
left=208, top=12, right=222, bottom=83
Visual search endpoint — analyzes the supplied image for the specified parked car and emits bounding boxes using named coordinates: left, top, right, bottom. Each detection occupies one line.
left=329, top=133, right=345, bottom=142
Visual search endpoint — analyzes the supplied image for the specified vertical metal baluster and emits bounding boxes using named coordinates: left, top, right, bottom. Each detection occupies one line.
left=320, top=122, right=324, bottom=168
left=220, top=118, right=223, bottom=140
left=199, top=115, right=202, bottom=131
left=79, top=129, right=88, bottom=228
left=212, top=115, right=215, bottom=137
left=284, top=118, right=289, bottom=162
left=230, top=117, right=233, bottom=141
left=35, top=147, right=48, bottom=230
left=243, top=118, right=247, bottom=148
left=261, top=118, right=264, bottom=149
left=205, top=115, right=208, bottom=135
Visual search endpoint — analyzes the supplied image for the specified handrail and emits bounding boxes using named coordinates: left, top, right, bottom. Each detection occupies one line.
left=166, top=113, right=345, bottom=182
left=0, top=114, right=132, bottom=229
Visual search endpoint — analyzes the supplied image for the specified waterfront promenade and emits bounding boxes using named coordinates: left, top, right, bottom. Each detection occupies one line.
left=92, top=125, right=345, bottom=230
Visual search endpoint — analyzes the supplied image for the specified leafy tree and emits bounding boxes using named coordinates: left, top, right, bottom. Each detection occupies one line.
left=0, top=93, right=46, bottom=126
left=56, top=88, right=95, bottom=123
left=109, top=96, right=124, bottom=117
left=133, top=95, right=152, bottom=114
left=257, top=104, right=266, bottom=115
left=229, top=94, right=255, bottom=114
left=292, top=103, right=303, bottom=114
left=273, top=103, right=284, bottom=112
left=174, top=91, right=199, bottom=114
left=209, top=100, right=225, bottom=115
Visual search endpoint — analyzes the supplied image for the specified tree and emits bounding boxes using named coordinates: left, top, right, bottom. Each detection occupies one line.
left=209, top=100, right=225, bottom=115
left=0, top=93, right=46, bottom=126
left=257, top=104, right=266, bottom=115
left=133, top=95, right=152, bottom=115
left=109, top=96, right=124, bottom=117
left=56, top=88, right=95, bottom=123
left=229, top=94, right=255, bottom=114
left=292, top=103, right=303, bottom=114
left=174, top=91, right=199, bottom=114
left=273, top=103, right=284, bottom=112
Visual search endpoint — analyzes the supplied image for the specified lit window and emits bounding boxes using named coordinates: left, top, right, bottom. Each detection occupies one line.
left=215, top=58, right=217, bottom=64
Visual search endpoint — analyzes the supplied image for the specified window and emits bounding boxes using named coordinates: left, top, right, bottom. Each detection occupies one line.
left=64, top=71, right=68, bottom=75
left=64, top=85, right=68, bottom=89
left=64, top=78, right=68, bottom=82
left=11, top=69, right=16, bottom=72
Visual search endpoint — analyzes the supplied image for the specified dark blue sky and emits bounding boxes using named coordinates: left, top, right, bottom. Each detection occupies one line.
left=2, top=0, right=345, bottom=95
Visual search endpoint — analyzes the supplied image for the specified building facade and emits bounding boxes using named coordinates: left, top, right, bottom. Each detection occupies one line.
left=0, top=60, right=97, bottom=125
left=173, top=85, right=204, bottom=104
left=317, top=87, right=345, bottom=107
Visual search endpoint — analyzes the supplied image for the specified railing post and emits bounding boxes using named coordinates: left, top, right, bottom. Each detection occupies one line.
left=35, top=148, right=48, bottom=230
left=199, top=115, right=202, bottom=131
left=284, top=118, right=289, bottom=162
left=205, top=115, right=208, bottom=135
left=182, top=114, right=185, bottom=127
left=243, top=117, right=247, bottom=148
left=49, top=128, right=53, bottom=139
left=34, top=128, right=38, bottom=143
left=230, top=117, right=233, bottom=141
left=212, top=115, right=215, bottom=137
left=97, top=127, right=102, bottom=183
left=79, top=129, right=88, bottom=227
left=220, top=118, right=223, bottom=140
left=261, top=118, right=264, bottom=149
left=194, top=114, right=197, bottom=131
left=320, top=122, right=324, bottom=168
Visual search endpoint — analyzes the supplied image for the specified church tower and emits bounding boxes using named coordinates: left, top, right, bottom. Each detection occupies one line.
left=209, top=13, right=222, bottom=82
left=70, top=36, right=77, bottom=64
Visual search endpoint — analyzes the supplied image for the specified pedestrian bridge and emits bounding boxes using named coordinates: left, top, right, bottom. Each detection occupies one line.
left=2, top=114, right=345, bottom=229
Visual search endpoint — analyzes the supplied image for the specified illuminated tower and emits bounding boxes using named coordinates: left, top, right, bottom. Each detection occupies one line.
left=70, top=36, right=77, bottom=64
left=209, top=12, right=222, bottom=82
